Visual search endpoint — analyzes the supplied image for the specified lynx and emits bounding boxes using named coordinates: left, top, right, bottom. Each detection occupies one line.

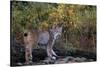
left=24, top=23, right=63, bottom=64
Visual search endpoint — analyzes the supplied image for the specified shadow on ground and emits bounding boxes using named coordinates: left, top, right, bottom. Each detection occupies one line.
left=10, top=41, right=96, bottom=66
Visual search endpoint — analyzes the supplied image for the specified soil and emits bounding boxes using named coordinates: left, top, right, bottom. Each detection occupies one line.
left=10, top=37, right=96, bottom=66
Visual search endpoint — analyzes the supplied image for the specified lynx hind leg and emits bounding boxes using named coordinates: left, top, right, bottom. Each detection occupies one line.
left=25, top=46, right=33, bottom=64
left=24, top=39, right=33, bottom=64
left=24, top=31, right=35, bottom=64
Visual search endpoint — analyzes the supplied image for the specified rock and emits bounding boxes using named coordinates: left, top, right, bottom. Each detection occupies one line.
left=55, top=60, right=66, bottom=64
left=43, top=57, right=55, bottom=64
left=81, top=57, right=87, bottom=61
left=64, top=56, right=75, bottom=63
left=88, top=59, right=94, bottom=62
left=55, top=56, right=76, bottom=64
left=17, top=62, right=23, bottom=66
left=67, top=60, right=76, bottom=63
left=74, top=57, right=82, bottom=62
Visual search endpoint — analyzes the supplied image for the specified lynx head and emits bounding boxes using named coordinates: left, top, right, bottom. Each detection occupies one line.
left=50, top=23, right=63, bottom=40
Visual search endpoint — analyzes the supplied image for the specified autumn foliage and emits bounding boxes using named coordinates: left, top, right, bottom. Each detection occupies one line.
left=11, top=1, right=96, bottom=53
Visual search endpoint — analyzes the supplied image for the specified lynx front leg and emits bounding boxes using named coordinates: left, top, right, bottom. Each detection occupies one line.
left=47, top=46, right=53, bottom=59
left=50, top=39, right=58, bottom=60
left=47, top=45, right=57, bottom=60
left=51, top=49, right=57, bottom=57
left=47, top=39, right=57, bottom=60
